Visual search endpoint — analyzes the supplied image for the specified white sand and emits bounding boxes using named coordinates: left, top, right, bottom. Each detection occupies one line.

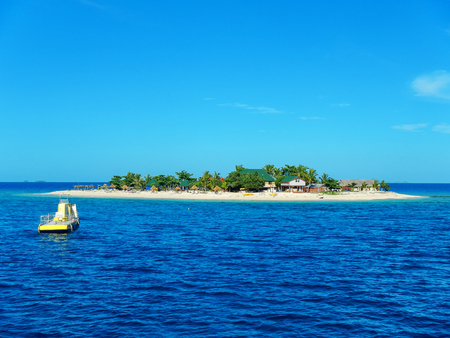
left=42, top=190, right=422, bottom=202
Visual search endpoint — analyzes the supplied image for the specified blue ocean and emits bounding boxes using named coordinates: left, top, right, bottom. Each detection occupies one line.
left=1, top=183, right=449, bottom=337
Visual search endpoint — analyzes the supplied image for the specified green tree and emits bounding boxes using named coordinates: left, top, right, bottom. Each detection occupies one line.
left=373, top=180, right=379, bottom=191
left=240, top=172, right=265, bottom=191
left=132, top=174, right=146, bottom=190
left=144, top=174, right=152, bottom=186
left=122, top=172, right=136, bottom=187
left=275, top=175, right=286, bottom=190
left=262, top=164, right=275, bottom=177
left=293, top=164, right=308, bottom=178
left=361, top=182, right=368, bottom=191
left=226, top=169, right=242, bottom=191
left=324, top=178, right=341, bottom=191
left=319, top=173, right=330, bottom=184
left=273, top=168, right=283, bottom=179
left=281, top=164, right=296, bottom=176
left=380, top=180, right=391, bottom=191
left=305, top=168, right=317, bottom=185
left=235, top=164, right=244, bottom=172
left=175, top=170, right=194, bottom=182
left=108, top=175, right=123, bottom=189
left=200, top=171, right=211, bottom=191
left=221, top=179, right=229, bottom=191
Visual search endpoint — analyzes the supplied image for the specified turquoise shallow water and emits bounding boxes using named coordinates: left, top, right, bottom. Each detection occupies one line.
left=1, top=183, right=449, bottom=337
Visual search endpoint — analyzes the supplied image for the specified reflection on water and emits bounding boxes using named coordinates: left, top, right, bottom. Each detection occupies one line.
left=38, top=233, right=69, bottom=243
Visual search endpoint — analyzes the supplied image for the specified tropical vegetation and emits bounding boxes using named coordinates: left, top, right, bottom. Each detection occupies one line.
left=107, top=164, right=390, bottom=193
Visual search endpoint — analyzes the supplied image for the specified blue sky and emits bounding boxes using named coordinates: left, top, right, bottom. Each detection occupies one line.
left=1, top=0, right=449, bottom=182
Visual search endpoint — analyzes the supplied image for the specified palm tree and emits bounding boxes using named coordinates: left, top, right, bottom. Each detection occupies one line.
left=262, top=164, right=275, bottom=177
left=361, top=181, right=368, bottom=191
left=273, top=168, right=283, bottom=179
left=319, top=173, right=330, bottom=184
left=221, top=180, right=229, bottom=192
left=305, top=168, right=317, bottom=185
left=175, top=170, right=193, bottom=181
left=132, top=174, right=146, bottom=190
left=282, top=164, right=296, bottom=176
left=200, top=171, right=210, bottom=191
left=380, top=180, right=391, bottom=191
left=373, top=180, right=379, bottom=191
left=235, top=165, right=244, bottom=172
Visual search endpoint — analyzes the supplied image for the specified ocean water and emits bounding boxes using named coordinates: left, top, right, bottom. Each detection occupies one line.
left=0, top=183, right=449, bottom=337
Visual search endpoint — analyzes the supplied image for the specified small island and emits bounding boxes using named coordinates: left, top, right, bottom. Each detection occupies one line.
left=46, top=164, right=421, bottom=201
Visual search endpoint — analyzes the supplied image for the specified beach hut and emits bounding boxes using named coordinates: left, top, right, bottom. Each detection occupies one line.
left=179, top=180, right=190, bottom=191
left=146, top=178, right=159, bottom=191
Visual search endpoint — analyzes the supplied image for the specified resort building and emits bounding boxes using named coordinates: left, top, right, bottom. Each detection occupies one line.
left=179, top=180, right=190, bottom=191
left=339, top=179, right=375, bottom=191
left=241, top=169, right=276, bottom=192
left=306, top=183, right=326, bottom=193
left=146, top=178, right=160, bottom=190
left=280, top=176, right=306, bottom=193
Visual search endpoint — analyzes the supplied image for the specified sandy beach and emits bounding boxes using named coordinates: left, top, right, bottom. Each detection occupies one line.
left=43, top=189, right=422, bottom=202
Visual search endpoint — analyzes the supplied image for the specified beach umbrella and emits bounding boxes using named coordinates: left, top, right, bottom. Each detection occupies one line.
left=213, top=186, right=222, bottom=192
left=151, top=185, right=158, bottom=191
left=175, top=186, right=181, bottom=191
left=190, top=185, right=198, bottom=190
left=110, top=184, right=116, bottom=189
left=122, top=185, right=128, bottom=190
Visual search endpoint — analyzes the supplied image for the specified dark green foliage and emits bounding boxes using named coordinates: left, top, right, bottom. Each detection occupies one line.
left=380, top=180, right=391, bottom=191
left=122, top=172, right=136, bottom=187
left=175, top=170, right=195, bottom=182
left=226, top=167, right=242, bottom=191
left=240, top=172, right=265, bottom=191
left=108, top=175, right=123, bottom=188
left=275, top=175, right=286, bottom=189
left=153, top=175, right=180, bottom=189
left=324, top=178, right=341, bottom=190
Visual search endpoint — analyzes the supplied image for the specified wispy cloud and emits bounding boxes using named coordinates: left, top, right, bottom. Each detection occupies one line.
left=79, top=0, right=107, bottom=10
left=203, top=98, right=214, bottom=100
left=392, top=123, right=428, bottom=132
left=218, top=103, right=283, bottom=114
left=412, top=70, right=450, bottom=99
left=300, top=117, right=325, bottom=120
left=433, top=123, right=450, bottom=134
left=331, top=103, right=350, bottom=107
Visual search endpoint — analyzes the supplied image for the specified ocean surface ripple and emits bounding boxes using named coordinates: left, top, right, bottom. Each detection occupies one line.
left=0, top=183, right=449, bottom=337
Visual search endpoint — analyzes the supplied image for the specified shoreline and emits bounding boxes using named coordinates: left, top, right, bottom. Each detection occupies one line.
left=41, top=190, right=423, bottom=202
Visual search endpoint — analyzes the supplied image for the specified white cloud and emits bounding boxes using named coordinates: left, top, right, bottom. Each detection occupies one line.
left=433, top=123, right=450, bottom=134
left=217, top=102, right=282, bottom=114
left=392, top=123, right=428, bottom=132
left=412, top=70, right=450, bottom=99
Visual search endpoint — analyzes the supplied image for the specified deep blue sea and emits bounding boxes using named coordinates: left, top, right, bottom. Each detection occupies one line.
left=1, top=183, right=449, bottom=337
